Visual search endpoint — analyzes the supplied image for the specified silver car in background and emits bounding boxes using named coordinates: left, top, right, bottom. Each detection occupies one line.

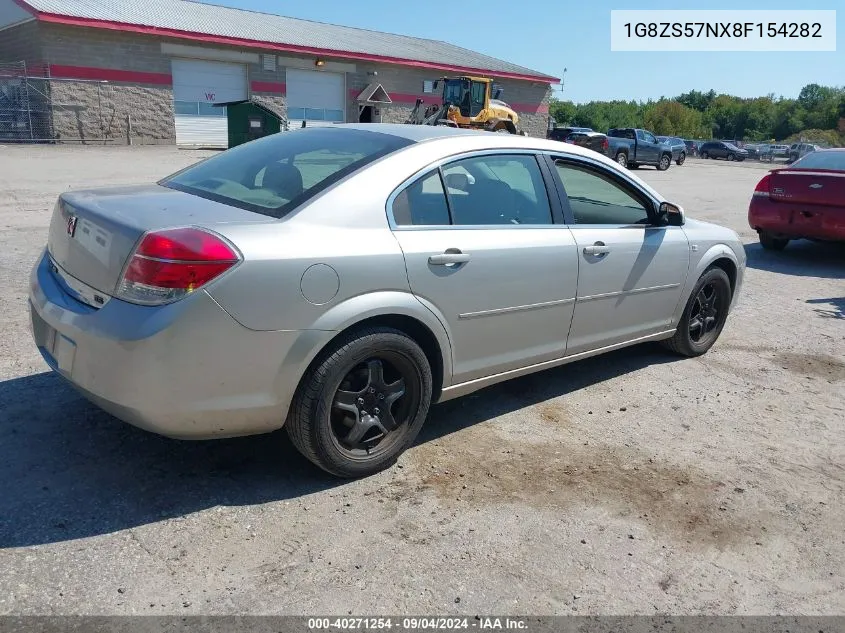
left=656, top=136, right=687, bottom=165
left=29, top=124, right=746, bottom=478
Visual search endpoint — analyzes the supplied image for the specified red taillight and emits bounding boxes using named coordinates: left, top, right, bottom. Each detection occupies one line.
left=602, top=137, right=609, bottom=150
left=117, top=227, right=240, bottom=305
left=136, top=228, right=237, bottom=261
left=753, top=173, right=772, bottom=197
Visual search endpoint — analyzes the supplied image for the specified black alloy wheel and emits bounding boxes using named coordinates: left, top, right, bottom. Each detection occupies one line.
left=661, top=267, right=732, bottom=357
left=286, top=327, right=433, bottom=478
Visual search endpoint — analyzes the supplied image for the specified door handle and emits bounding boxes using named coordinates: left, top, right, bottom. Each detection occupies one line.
left=429, top=250, right=471, bottom=266
left=583, top=242, right=610, bottom=256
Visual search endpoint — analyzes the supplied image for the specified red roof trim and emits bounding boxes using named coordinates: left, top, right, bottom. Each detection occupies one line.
left=251, top=80, right=285, bottom=94
left=50, top=64, right=172, bottom=85
left=28, top=9, right=558, bottom=83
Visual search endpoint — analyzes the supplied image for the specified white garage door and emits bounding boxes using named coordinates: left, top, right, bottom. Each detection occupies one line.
left=285, top=68, right=345, bottom=128
left=172, top=58, right=247, bottom=148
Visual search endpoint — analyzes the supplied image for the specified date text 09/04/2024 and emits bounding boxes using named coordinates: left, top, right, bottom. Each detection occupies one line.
left=307, top=617, right=528, bottom=630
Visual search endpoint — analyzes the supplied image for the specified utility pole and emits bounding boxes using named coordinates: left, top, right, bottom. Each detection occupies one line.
left=549, top=68, right=568, bottom=132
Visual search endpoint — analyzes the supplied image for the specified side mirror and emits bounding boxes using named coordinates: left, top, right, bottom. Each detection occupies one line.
left=657, top=201, right=685, bottom=226
left=433, top=80, right=439, bottom=90
left=493, top=87, right=503, bottom=100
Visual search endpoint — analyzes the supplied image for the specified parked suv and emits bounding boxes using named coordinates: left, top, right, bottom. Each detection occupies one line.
left=699, top=141, right=748, bottom=162
left=656, top=136, right=687, bottom=165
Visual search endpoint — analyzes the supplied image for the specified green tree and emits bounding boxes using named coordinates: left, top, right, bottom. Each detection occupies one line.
left=549, top=99, right=577, bottom=125
left=676, top=89, right=716, bottom=112
left=549, top=84, right=844, bottom=144
left=642, top=100, right=706, bottom=137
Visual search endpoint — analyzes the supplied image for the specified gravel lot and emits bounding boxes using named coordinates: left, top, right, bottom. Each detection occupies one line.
left=0, top=145, right=842, bottom=616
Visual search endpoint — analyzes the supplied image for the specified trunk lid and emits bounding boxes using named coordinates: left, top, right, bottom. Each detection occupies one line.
left=47, top=184, right=271, bottom=296
left=768, top=169, right=845, bottom=207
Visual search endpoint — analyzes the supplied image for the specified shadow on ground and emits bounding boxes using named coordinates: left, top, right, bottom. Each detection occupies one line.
left=806, top=297, right=845, bottom=320
left=0, top=345, right=678, bottom=548
left=744, top=240, right=845, bottom=279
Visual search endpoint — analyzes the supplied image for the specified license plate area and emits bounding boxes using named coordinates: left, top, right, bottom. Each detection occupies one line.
left=41, top=321, right=77, bottom=374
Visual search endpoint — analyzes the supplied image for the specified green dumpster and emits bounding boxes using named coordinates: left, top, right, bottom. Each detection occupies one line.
left=215, top=99, right=283, bottom=148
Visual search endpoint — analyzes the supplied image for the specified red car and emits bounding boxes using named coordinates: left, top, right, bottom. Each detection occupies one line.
left=748, top=148, right=845, bottom=250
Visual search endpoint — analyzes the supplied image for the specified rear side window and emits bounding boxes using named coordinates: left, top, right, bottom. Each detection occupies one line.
left=392, top=154, right=553, bottom=227
left=609, top=129, right=635, bottom=140
left=161, top=128, right=412, bottom=218
left=443, top=154, right=552, bottom=226
left=791, top=151, right=845, bottom=170
left=392, top=171, right=451, bottom=226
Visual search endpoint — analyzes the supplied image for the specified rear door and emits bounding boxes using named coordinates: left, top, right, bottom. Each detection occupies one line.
left=390, top=151, right=579, bottom=384
left=545, top=154, right=690, bottom=354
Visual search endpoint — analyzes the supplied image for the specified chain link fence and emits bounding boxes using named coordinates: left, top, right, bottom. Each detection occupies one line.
left=1, top=61, right=167, bottom=144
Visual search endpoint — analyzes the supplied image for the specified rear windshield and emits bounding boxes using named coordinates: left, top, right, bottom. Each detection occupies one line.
left=160, top=127, right=412, bottom=218
left=791, top=151, right=845, bottom=170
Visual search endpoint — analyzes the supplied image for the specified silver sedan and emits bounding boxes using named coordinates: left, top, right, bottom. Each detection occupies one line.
left=28, top=124, right=746, bottom=478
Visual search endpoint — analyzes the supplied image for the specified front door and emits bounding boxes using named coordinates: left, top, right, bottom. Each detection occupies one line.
left=389, top=152, right=579, bottom=384
left=548, top=156, right=691, bottom=355
left=636, top=129, right=660, bottom=164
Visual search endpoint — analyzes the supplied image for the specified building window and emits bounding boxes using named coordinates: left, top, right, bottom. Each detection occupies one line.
left=262, top=55, right=276, bottom=72
left=423, top=80, right=434, bottom=94
left=287, top=107, right=344, bottom=122
left=174, top=101, right=227, bottom=117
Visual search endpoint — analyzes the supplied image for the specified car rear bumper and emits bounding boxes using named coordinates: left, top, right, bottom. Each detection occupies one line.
left=748, top=198, right=845, bottom=241
left=28, top=250, right=306, bottom=439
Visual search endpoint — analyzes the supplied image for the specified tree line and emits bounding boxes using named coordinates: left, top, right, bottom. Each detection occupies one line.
left=550, top=84, right=845, bottom=145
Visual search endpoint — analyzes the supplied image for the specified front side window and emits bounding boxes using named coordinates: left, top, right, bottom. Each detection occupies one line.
left=161, top=127, right=411, bottom=218
left=555, top=161, right=652, bottom=225
left=441, top=154, right=553, bottom=225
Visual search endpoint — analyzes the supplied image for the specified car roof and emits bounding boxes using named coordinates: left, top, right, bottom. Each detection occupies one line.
left=306, top=123, right=609, bottom=155
left=337, top=123, right=482, bottom=142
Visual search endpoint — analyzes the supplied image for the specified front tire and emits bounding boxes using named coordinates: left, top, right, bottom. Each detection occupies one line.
left=286, top=327, right=433, bottom=478
left=759, top=231, right=789, bottom=251
left=657, top=154, right=671, bottom=171
left=727, top=153, right=735, bottom=161
left=661, top=267, right=732, bottom=357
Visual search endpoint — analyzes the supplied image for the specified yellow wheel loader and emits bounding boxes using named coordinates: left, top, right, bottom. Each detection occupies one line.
left=406, top=76, right=525, bottom=135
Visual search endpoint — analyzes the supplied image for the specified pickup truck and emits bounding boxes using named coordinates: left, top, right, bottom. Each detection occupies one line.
left=606, top=128, right=674, bottom=171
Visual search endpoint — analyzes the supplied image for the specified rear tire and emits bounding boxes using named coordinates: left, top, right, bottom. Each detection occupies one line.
left=702, top=151, right=710, bottom=159
left=286, top=327, right=433, bottom=478
left=677, top=152, right=686, bottom=165
left=661, top=267, right=732, bottom=357
left=615, top=151, right=628, bottom=168
left=727, top=153, right=735, bottom=161
left=759, top=231, right=789, bottom=251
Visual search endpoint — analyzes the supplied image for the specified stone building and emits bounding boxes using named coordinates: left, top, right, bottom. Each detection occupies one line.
left=0, top=0, right=558, bottom=146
